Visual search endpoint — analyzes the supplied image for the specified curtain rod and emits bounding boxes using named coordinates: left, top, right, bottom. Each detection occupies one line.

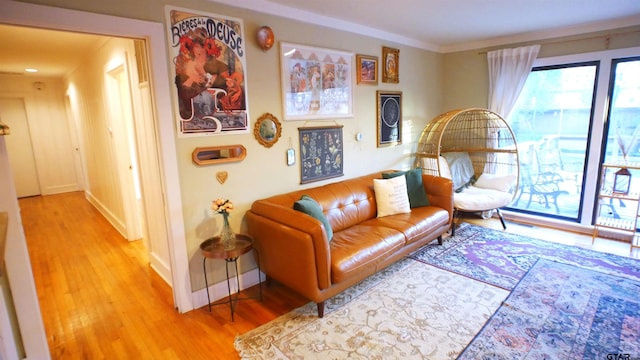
left=477, top=29, right=640, bottom=55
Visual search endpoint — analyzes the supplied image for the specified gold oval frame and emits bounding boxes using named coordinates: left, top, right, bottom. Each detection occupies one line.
left=254, top=112, right=282, bottom=148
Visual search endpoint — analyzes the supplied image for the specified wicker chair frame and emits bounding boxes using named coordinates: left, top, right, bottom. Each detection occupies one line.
left=414, top=108, right=519, bottom=233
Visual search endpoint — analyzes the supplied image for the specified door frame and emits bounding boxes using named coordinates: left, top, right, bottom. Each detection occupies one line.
left=0, top=0, right=192, bottom=312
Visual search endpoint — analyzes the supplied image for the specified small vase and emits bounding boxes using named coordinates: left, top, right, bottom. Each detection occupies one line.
left=220, top=213, right=235, bottom=250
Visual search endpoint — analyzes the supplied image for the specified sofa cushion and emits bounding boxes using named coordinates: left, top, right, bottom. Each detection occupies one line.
left=373, top=175, right=411, bottom=217
left=382, top=168, right=430, bottom=208
left=294, top=195, right=333, bottom=240
left=330, top=224, right=405, bottom=283
left=365, top=206, right=450, bottom=245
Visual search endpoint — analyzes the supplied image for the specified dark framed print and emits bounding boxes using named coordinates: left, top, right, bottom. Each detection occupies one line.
left=298, top=125, right=344, bottom=184
left=381, top=46, right=399, bottom=83
left=356, top=54, right=378, bottom=85
left=376, top=91, right=402, bottom=147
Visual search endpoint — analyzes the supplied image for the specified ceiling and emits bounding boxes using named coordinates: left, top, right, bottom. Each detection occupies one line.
left=223, top=0, right=640, bottom=51
left=0, top=0, right=639, bottom=77
left=0, top=24, right=110, bottom=77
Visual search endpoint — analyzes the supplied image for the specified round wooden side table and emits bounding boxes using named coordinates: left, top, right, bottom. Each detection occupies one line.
left=199, top=234, right=262, bottom=321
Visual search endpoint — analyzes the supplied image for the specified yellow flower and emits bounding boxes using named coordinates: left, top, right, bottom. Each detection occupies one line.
left=211, top=198, right=233, bottom=214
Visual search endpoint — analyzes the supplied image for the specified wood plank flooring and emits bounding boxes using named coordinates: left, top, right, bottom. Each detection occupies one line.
left=18, top=191, right=638, bottom=359
left=20, top=191, right=307, bottom=359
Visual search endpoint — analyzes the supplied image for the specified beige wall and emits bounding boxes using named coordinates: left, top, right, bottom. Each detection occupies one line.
left=16, top=0, right=636, bottom=294
left=442, top=26, right=640, bottom=110
left=12, top=0, right=444, bottom=290
left=171, top=8, right=444, bottom=290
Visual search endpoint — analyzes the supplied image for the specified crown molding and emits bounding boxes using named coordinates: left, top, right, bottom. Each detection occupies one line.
left=209, top=0, right=639, bottom=54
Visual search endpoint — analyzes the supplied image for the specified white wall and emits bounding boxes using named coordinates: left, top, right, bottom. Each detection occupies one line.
left=66, top=38, right=130, bottom=237
left=0, top=76, right=81, bottom=196
left=0, top=137, right=50, bottom=359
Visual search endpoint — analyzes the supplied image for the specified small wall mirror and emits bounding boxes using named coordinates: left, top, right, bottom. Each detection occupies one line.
left=254, top=112, right=282, bottom=148
left=192, top=145, right=246, bottom=166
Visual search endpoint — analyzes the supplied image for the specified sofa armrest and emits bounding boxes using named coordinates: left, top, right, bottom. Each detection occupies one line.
left=246, top=200, right=332, bottom=291
left=422, top=174, right=454, bottom=223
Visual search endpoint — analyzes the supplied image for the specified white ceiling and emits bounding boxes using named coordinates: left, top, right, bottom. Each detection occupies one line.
left=0, top=0, right=639, bottom=77
left=221, top=0, right=640, bottom=51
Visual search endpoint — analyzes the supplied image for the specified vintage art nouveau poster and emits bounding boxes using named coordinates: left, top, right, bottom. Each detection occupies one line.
left=281, top=43, right=353, bottom=121
left=166, top=7, right=249, bottom=135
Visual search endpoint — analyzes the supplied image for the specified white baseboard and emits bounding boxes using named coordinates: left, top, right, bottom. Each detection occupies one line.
left=191, top=268, right=264, bottom=309
left=43, top=183, right=81, bottom=195
left=85, top=191, right=127, bottom=238
left=150, top=252, right=172, bottom=286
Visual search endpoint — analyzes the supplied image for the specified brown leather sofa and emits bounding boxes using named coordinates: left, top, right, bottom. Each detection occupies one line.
left=246, top=171, right=453, bottom=317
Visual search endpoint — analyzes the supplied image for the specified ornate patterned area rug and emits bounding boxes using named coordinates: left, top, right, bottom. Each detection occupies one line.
left=459, top=259, right=640, bottom=359
left=409, top=223, right=640, bottom=290
left=234, top=259, right=508, bottom=359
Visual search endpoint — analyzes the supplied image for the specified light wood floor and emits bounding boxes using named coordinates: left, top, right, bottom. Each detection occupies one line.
left=19, top=192, right=639, bottom=359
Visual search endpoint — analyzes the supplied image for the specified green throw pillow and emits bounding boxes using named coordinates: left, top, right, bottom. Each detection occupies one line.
left=293, top=195, right=333, bottom=241
left=382, top=168, right=430, bottom=208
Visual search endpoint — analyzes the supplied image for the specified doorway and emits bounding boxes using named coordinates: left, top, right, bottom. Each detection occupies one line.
left=0, top=3, right=191, bottom=356
left=0, top=27, right=161, bottom=286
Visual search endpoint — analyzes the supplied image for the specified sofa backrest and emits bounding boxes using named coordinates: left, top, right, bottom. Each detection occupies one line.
left=260, top=172, right=381, bottom=233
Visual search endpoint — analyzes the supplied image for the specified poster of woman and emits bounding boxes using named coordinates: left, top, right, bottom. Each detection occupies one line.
left=166, top=7, right=250, bottom=135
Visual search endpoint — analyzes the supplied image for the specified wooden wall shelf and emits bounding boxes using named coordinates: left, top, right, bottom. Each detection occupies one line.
left=192, top=145, right=246, bottom=166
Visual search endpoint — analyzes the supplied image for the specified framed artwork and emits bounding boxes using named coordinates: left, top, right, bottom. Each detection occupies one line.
left=356, top=54, right=378, bottom=85
left=376, top=91, right=402, bottom=147
left=281, top=42, right=354, bottom=121
left=166, top=7, right=250, bottom=136
left=382, top=46, right=399, bottom=84
left=298, top=126, right=344, bottom=184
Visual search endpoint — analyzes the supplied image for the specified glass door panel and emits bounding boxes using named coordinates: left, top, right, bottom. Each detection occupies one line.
left=599, top=58, right=640, bottom=225
left=507, top=62, right=598, bottom=220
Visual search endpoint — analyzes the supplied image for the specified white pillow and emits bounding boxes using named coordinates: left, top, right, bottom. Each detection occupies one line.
left=438, top=156, right=452, bottom=179
left=373, top=175, right=411, bottom=217
left=474, top=173, right=516, bottom=193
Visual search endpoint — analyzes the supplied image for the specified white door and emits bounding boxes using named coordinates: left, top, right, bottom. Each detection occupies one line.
left=0, top=97, right=41, bottom=197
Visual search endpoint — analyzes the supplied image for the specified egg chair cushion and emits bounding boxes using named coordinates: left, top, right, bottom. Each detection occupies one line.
left=474, top=173, right=517, bottom=193
left=453, top=186, right=513, bottom=211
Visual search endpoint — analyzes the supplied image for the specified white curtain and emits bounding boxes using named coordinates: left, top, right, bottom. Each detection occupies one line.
left=487, top=44, right=541, bottom=119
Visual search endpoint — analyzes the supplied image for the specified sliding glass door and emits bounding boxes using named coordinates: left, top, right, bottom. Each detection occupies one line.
left=507, top=62, right=597, bottom=221
left=505, top=50, right=640, bottom=227
left=599, top=58, right=640, bottom=224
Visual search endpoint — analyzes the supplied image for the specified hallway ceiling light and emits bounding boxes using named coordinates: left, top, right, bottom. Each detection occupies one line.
left=25, top=68, right=38, bottom=73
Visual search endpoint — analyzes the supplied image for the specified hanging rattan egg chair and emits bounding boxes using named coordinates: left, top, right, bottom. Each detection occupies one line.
left=414, top=108, right=519, bottom=234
